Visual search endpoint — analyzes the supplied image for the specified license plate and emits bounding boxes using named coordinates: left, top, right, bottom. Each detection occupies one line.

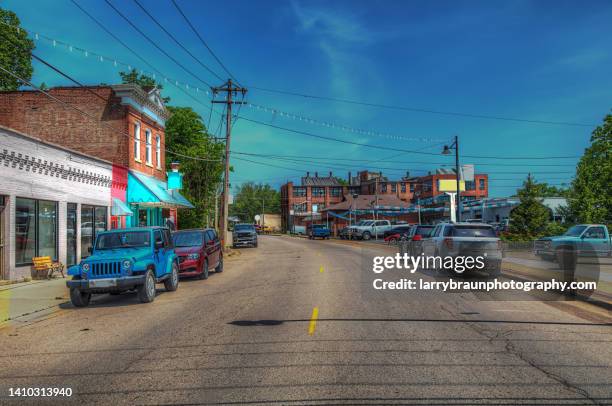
left=89, top=279, right=116, bottom=288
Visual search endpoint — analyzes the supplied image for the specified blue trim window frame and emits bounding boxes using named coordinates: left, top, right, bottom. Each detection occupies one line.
left=293, top=187, right=306, bottom=197
left=15, top=197, right=58, bottom=266
left=479, top=178, right=486, bottom=190
left=312, top=187, right=325, bottom=197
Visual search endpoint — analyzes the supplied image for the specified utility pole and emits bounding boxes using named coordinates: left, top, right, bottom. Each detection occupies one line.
left=212, top=79, right=247, bottom=248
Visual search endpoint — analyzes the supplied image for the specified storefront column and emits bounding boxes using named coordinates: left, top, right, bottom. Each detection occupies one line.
left=6, top=195, right=18, bottom=280
left=76, top=203, right=82, bottom=264
left=57, top=201, right=67, bottom=269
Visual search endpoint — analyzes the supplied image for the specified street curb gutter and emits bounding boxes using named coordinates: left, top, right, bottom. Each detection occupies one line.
left=502, top=266, right=612, bottom=311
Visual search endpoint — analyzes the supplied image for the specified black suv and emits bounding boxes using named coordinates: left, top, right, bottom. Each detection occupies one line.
left=232, top=223, right=258, bottom=248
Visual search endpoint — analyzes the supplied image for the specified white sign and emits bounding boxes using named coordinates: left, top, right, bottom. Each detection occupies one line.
left=289, top=209, right=295, bottom=215
left=254, top=214, right=261, bottom=221
left=312, top=204, right=318, bottom=213
left=462, top=164, right=474, bottom=182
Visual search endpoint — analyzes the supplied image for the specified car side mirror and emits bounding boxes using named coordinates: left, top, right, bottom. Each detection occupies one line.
left=155, top=240, right=164, bottom=250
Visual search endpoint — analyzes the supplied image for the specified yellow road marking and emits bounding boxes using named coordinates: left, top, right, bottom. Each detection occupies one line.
left=0, top=289, right=11, bottom=328
left=308, top=307, right=319, bottom=336
left=319, top=265, right=324, bottom=273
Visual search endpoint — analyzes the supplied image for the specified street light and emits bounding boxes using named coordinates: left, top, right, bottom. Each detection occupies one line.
left=442, top=135, right=461, bottom=222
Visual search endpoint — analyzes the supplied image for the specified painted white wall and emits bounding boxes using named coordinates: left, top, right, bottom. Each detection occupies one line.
left=0, top=127, right=112, bottom=280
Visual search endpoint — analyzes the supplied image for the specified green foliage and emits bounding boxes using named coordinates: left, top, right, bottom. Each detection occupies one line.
left=544, top=221, right=568, bottom=237
left=567, top=114, right=612, bottom=224
left=0, top=8, right=34, bottom=91
left=531, top=182, right=570, bottom=198
left=165, top=106, right=224, bottom=229
left=334, top=177, right=348, bottom=185
left=119, top=69, right=170, bottom=103
left=229, top=182, right=280, bottom=223
left=507, top=174, right=552, bottom=240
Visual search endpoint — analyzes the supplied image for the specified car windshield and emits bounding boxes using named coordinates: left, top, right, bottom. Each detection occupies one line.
left=173, top=231, right=204, bottom=247
left=235, top=224, right=255, bottom=231
left=564, top=225, right=588, bottom=237
left=447, top=225, right=496, bottom=238
left=415, top=226, right=434, bottom=237
left=95, top=231, right=150, bottom=249
left=361, top=221, right=374, bottom=226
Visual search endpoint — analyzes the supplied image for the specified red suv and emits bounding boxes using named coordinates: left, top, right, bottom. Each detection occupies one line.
left=172, top=229, right=223, bottom=279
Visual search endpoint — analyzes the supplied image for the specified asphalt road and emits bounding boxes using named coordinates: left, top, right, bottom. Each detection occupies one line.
left=0, top=236, right=611, bottom=405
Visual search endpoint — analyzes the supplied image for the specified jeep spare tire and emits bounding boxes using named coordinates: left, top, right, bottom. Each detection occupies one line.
left=138, top=270, right=156, bottom=303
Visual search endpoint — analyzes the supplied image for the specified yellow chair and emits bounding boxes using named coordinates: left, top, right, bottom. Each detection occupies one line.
left=32, top=256, right=65, bottom=279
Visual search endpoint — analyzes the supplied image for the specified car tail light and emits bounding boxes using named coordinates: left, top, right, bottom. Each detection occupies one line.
left=412, top=235, right=422, bottom=241
left=444, top=238, right=454, bottom=249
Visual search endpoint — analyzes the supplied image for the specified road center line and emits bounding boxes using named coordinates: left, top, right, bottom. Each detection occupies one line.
left=320, top=265, right=324, bottom=273
left=308, top=307, right=319, bottom=336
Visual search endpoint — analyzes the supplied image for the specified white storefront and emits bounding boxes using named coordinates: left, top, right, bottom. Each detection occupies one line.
left=0, top=126, right=112, bottom=280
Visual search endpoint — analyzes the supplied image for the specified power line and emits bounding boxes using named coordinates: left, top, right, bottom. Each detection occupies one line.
left=237, top=116, right=581, bottom=160
left=103, top=0, right=213, bottom=88
left=170, top=0, right=240, bottom=85
left=230, top=151, right=577, bottom=167
left=132, top=0, right=224, bottom=82
left=0, top=60, right=219, bottom=163
left=248, top=85, right=596, bottom=127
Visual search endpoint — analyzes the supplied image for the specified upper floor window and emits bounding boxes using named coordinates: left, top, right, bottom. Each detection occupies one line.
left=145, top=130, right=152, bottom=165
left=155, top=135, right=161, bottom=169
left=479, top=178, right=485, bottom=190
left=465, top=180, right=475, bottom=191
left=134, top=122, right=141, bottom=161
left=391, top=183, right=397, bottom=193
left=312, top=187, right=325, bottom=197
left=401, top=183, right=406, bottom=193
left=293, top=187, right=306, bottom=197
left=381, top=183, right=387, bottom=193
left=330, top=187, right=342, bottom=197
left=410, top=183, right=415, bottom=192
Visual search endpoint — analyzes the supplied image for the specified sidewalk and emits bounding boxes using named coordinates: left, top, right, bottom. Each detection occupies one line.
left=0, top=277, right=69, bottom=328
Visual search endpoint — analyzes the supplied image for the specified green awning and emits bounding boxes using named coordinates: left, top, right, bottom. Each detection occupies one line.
left=111, top=198, right=133, bottom=216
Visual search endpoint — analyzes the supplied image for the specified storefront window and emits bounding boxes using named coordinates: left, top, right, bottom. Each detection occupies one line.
left=15, top=198, right=36, bottom=265
left=15, top=198, right=58, bottom=265
left=67, top=203, right=77, bottom=266
left=81, top=205, right=107, bottom=257
left=37, top=200, right=57, bottom=259
left=139, top=209, right=148, bottom=226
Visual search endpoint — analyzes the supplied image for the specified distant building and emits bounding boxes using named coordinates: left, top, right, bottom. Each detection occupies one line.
left=280, top=169, right=490, bottom=234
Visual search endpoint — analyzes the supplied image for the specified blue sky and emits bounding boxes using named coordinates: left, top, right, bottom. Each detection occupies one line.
left=4, top=0, right=612, bottom=196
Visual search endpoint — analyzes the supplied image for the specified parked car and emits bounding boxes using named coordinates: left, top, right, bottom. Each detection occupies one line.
left=349, top=219, right=394, bottom=240
left=534, top=224, right=611, bottom=269
left=307, top=224, right=331, bottom=239
left=233, top=223, right=258, bottom=248
left=173, top=229, right=223, bottom=279
left=339, top=220, right=367, bottom=239
left=420, top=223, right=502, bottom=276
left=66, top=227, right=179, bottom=307
left=383, top=225, right=413, bottom=243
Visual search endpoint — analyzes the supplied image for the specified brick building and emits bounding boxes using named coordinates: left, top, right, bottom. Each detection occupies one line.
left=280, top=169, right=489, bottom=234
left=0, top=84, right=193, bottom=230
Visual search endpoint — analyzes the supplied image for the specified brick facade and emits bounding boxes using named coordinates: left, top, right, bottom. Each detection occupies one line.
left=0, top=86, right=167, bottom=181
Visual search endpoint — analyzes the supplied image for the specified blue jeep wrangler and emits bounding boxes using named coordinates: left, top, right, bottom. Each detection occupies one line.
left=67, top=227, right=179, bottom=307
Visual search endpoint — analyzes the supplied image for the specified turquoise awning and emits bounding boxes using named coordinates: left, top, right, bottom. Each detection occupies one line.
left=111, top=198, right=133, bottom=216
left=128, top=170, right=195, bottom=209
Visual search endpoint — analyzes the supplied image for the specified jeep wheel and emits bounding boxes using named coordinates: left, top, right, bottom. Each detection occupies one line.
left=215, top=255, right=224, bottom=273
left=138, top=270, right=156, bottom=303
left=164, top=262, right=179, bottom=292
left=362, top=231, right=371, bottom=241
left=199, top=260, right=209, bottom=280
left=70, top=287, right=91, bottom=307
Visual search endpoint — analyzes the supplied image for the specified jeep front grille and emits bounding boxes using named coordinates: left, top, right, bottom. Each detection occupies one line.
left=90, top=262, right=122, bottom=276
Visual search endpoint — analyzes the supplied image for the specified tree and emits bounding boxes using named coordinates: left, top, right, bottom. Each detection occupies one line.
left=229, top=182, right=280, bottom=223
left=119, top=69, right=170, bottom=103
left=165, top=106, right=224, bottom=229
left=507, top=174, right=551, bottom=240
left=568, top=114, right=612, bottom=224
left=0, top=8, right=34, bottom=91
left=334, top=177, right=349, bottom=186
